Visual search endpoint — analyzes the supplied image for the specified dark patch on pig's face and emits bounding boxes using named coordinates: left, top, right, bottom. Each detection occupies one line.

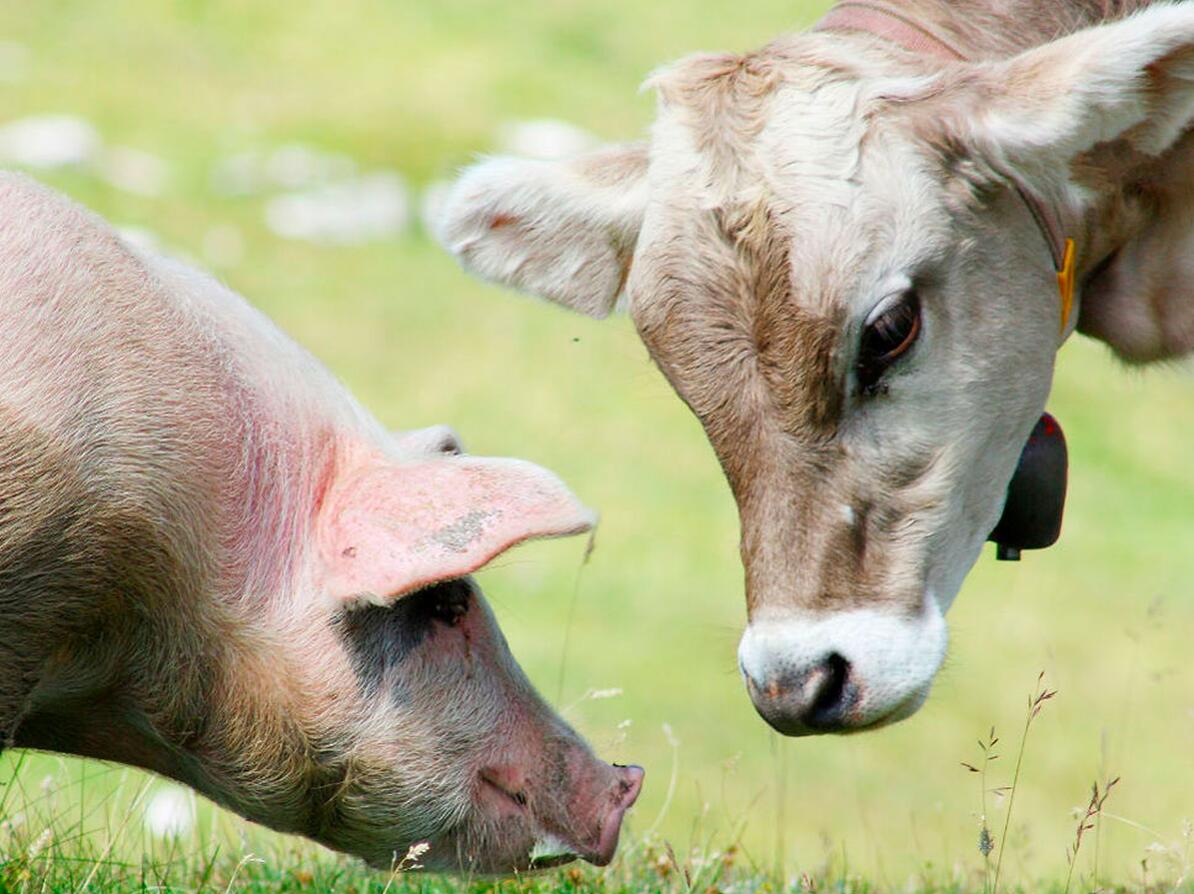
left=333, top=578, right=474, bottom=698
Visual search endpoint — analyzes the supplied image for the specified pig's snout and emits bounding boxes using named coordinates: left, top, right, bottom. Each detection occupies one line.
left=474, top=759, right=643, bottom=869
left=549, top=759, right=644, bottom=868
left=584, top=763, right=644, bottom=866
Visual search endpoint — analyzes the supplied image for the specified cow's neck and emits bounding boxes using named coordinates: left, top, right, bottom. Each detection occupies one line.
left=822, top=0, right=1188, bottom=360
left=893, top=0, right=1194, bottom=361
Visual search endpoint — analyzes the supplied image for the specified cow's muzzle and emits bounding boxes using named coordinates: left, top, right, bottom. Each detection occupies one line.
left=737, top=606, right=947, bottom=736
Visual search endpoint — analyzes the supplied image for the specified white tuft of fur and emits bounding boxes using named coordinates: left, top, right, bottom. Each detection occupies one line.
left=529, top=834, right=576, bottom=863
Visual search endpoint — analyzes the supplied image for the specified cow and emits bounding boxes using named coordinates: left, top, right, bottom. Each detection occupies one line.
left=0, top=172, right=643, bottom=872
left=438, top=0, right=1192, bottom=735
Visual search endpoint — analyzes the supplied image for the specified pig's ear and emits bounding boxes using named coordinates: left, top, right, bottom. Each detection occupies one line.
left=436, top=142, right=648, bottom=319
left=318, top=456, right=596, bottom=607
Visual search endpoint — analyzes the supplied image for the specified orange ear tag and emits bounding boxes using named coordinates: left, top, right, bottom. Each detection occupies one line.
left=1057, top=238, right=1076, bottom=336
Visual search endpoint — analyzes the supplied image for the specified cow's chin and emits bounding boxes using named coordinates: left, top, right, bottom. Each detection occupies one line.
left=839, top=681, right=933, bottom=735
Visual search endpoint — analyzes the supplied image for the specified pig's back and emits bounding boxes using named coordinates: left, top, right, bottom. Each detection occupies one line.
left=0, top=175, right=211, bottom=722
left=0, top=173, right=224, bottom=437
left=0, top=173, right=339, bottom=616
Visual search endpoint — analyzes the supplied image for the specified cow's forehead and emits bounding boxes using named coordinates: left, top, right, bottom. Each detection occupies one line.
left=644, top=58, right=947, bottom=322
left=630, top=54, right=962, bottom=457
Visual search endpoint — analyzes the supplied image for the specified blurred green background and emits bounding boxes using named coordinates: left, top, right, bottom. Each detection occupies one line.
left=1, top=0, right=1192, bottom=888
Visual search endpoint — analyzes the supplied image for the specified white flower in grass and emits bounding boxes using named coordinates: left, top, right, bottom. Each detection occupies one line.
left=27, top=827, right=52, bottom=858
left=144, top=786, right=194, bottom=838
left=0, top=115, right=100, bottom=169
left=265, top=172, right=410, bottom=244
left=588, top=687, right=622, bottom=700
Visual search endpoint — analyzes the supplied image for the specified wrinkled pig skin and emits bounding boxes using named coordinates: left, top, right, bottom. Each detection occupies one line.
left=0, top=173, right=642, bottom=873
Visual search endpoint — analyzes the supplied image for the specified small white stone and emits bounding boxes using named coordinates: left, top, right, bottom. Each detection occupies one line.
left=210, top=150, right=266, bottom=197
left=264, top=172, right=410, bottom=245
left=496, top=119, right=597, bottom=161
left=265, top=143, right=355, bottom=189
left=0, top=115, right=101, bottom=169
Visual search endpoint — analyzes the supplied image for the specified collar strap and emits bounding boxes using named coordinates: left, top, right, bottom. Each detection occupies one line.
left=813, top=1, right=966, bottom=63
left=814, top=0, right=1077, bottom=335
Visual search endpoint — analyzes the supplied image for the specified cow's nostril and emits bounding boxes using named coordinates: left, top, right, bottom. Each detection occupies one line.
left=744, top=652, right=856, bottom=735
left=808, top=652, right=851, bottom=723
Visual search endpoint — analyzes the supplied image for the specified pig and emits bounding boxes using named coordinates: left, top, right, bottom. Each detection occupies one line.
left=0, top=172, right=642, bottom=873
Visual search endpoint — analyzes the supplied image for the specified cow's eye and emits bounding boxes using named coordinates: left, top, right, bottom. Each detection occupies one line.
left=857, top=292, right=921, bottom=395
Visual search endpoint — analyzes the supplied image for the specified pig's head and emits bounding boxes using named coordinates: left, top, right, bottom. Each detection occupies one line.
left=289, top=427, right=642, bottom=872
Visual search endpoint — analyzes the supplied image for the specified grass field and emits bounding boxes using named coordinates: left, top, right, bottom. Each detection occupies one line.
left=1, top=2, right=1193, bottom=891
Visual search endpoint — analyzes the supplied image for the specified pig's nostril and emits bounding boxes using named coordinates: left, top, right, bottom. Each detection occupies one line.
left=613, top=764, right=644, bottom=808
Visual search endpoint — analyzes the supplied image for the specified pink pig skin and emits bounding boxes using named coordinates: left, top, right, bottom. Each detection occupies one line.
left=0, top=172, right=640, bottom=872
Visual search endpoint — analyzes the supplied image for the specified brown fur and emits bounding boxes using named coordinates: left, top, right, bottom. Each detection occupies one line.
left=440, top=0, right=1194, bottom=729
left=634, top=202, right=843, bottom=476
left=634, top=0, right=1183, bottom=618
left=629, top=193, right=936, bottom=617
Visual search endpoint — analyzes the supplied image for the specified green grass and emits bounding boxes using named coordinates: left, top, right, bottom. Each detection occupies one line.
left=1, top=1, right=1193, bottom=891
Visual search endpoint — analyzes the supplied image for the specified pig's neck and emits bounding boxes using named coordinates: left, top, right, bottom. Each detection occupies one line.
left=12, top=603, right=356, bottom=839
left=8, top=427, right=362, bottom=838
left=175, top=619, right=358, bottom=838
left=2, top=247, right=383, bottom=832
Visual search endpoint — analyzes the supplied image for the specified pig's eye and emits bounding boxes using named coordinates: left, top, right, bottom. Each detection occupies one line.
left=428, top=585, right=470, bottom=626
left=857, top=291, right=921, bottom=396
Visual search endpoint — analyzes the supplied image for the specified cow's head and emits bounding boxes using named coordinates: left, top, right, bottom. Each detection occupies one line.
left=438, top=8, right=1194, bottom=734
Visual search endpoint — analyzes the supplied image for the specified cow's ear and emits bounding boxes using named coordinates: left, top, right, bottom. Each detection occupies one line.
left=938, top=6, right=1194, bottom=170
left=436, top=142, right=648, bottom=319
left=318, top=455, right=595, bottom=608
